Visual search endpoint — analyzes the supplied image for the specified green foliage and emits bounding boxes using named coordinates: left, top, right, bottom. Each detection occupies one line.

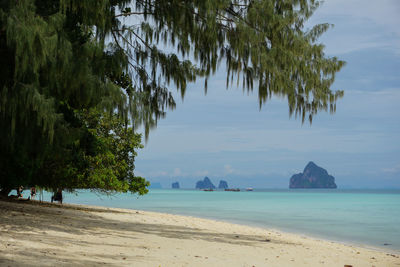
left=122, top=0, right=345, bottom=123
left=76, top=109, right=149, bottom=195
left=0, top=0, right=148, bottom=195
left=0, top=0, right=344, bottom=195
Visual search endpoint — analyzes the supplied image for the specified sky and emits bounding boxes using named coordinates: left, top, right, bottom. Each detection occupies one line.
left=134, top=0, right=400, bottom=189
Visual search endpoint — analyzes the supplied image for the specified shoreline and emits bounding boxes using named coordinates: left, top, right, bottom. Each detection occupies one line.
left=177, top=213, right=400, bottom=255
left=218, top=216, right=400, bottom=255
left=122, top=206, right=400, bottom=255
left=1, top=199, right=399, bottom=266
left=61, top=187, right=400, bottom=253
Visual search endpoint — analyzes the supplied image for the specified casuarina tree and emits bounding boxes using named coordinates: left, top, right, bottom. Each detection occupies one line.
left=0, top=0, right=344, bottom=196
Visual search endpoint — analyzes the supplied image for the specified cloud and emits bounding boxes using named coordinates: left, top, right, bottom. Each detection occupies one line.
left=316, top=0, right=400, bottom=32
left=133, top=4, right=400, bottom=189
left=148, top=170, right=168, bottom=177
left=383, top=163, right=400, bottom=174
left=172, top=168, right=182, bottom=177
left=134, top=170, right=145, bottom=177
left=194, top=170, right=209, bottom=177
left=307, top=0, right=400, bottom=54
left=224, top=164, right=234, bottom=175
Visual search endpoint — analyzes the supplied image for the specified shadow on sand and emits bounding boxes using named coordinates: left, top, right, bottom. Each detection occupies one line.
left=0, top=199, right=293, bottom=266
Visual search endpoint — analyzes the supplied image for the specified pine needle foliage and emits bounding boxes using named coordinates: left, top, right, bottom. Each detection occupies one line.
left=0, top=0, right=344, bottom=195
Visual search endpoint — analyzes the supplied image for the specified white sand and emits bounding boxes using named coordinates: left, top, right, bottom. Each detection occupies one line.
left=0, top=199, right=399, bottom=266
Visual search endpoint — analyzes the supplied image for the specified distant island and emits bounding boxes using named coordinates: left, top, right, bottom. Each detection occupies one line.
left=196, top=177, right=216, bottom=189
left=218, top=180, right=228, bottom=189
left=171, top=182, right=180, bottom=189
left=289, top=162, right=337, bottom=189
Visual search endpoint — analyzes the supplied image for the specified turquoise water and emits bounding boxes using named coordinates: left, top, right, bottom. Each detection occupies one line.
left=26, top=189, right=400, bottom=251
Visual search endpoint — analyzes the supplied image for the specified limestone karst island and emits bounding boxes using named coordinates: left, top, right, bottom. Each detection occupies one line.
left=289, top=162, right=337, bottom=189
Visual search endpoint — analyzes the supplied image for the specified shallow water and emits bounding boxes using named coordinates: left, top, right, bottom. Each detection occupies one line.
left=20, top=188, right=400, bottom=251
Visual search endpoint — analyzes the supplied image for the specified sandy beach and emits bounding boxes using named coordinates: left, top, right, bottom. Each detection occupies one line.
left=0, top=199, right=399, bottom=266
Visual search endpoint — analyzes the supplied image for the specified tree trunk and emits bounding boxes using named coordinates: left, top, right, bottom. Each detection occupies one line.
left=0, top=188, right=12, bottom=198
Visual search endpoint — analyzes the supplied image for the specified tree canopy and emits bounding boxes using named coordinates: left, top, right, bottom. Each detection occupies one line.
left=0, top=0, right=344, bottom=196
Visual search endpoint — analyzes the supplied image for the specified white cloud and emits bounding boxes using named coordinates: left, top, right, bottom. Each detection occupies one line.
left=134, top=3, right=400, bottom=188
left=311, top=0, right=400, bottom=33
left=137, top=87, right=400, bottom=159
left=224, top=164, right=234, bottom=175
left=307, top=0, right=400, bottom=54
left=383, top=163, right=400, bottom=174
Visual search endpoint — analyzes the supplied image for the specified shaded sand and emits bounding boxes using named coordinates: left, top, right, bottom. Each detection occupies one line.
left=0, top=200, right=399, bottom=267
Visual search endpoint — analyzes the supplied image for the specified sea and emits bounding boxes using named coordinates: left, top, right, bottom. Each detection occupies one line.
left=20, top=188, right=400, bottom=251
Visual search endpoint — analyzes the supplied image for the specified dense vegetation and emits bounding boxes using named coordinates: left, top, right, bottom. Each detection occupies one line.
left=0, top=0, right=344, bottom=196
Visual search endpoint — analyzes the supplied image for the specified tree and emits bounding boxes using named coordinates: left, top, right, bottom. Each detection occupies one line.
left=113, top=0, right=345, bottom=123
left=32, top=109, right=149, bottom=195
left=0, top=0, right=149, bottom=196
left=0, top=106, right=149, bottom=196
left=0, top=0, right=344, bottom=196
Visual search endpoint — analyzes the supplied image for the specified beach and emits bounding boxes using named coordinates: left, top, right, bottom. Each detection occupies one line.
left=0, top=199, right=399, bottom=267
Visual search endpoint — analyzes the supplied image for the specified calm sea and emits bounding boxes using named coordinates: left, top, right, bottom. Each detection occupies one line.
left=23, top=188, right=400, bottom=251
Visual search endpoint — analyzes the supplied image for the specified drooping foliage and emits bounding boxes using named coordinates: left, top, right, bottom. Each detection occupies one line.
left=116, top=0, right=345, bottom=123
left=0, top=0, right=150, bottom=195
left=0, top=0, right=344, bottom=196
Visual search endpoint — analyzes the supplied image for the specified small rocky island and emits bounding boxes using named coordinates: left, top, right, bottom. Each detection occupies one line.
left=218, top=180, right=228, bottom=189
left=289, top=162, right=337, bottom=189
left=195, top=177, right=216, bottom=189
left=171, top=182, right=180, bottom=189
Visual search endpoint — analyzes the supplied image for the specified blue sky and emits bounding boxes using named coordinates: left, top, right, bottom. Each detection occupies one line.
left=135, top=0, right=400, bottom=189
